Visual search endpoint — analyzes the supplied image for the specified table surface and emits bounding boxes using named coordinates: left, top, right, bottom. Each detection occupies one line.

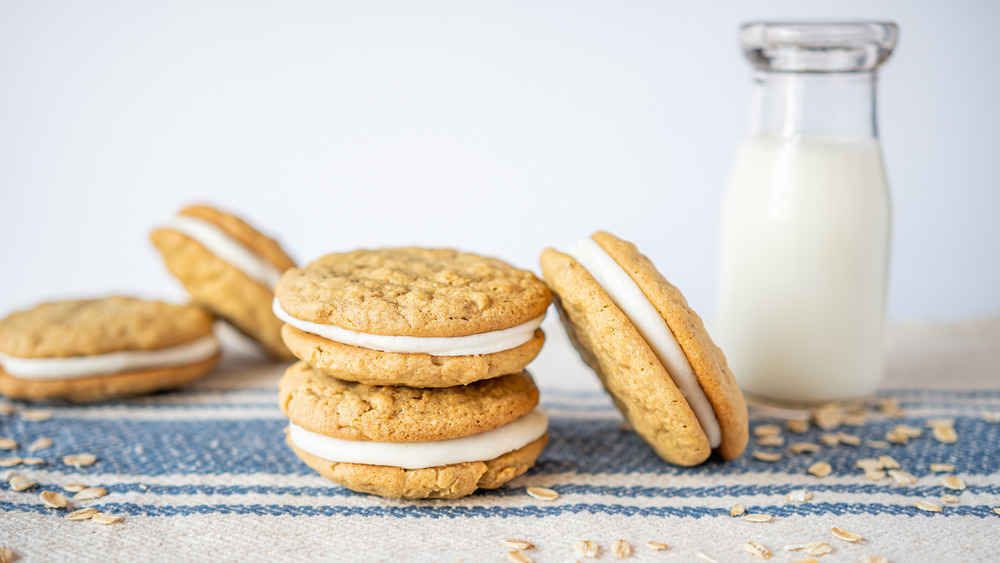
left=1, top=316, right=999, bottom=562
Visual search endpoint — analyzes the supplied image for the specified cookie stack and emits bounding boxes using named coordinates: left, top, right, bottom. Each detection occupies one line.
left=273, top=248, right=552, bottom=499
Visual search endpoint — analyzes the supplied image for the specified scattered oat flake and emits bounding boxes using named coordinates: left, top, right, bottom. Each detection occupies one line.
left=930, top=463, right=955, bottom=472
left=807, top=543, right=834, bottom=556
left=507, top=551, right=533, bottom=563
left=866, top=440, right=891, bottom=448
left=753, top=450, right=783, bottom=462
left=694, top=553, right=719, bottom=563
left=856, top=458, right=883, bottom=470
left=27, top=437, right=52, bottom=452
left=503, top=539, right=534, bottom=551
left=92, top=512, right=121, bottom=525
left=742, top=541, right=771, bottom=558
left=0, top=438, right=17, bottom=450
left=888, top=469, right=917, bottom=486
left=63, top=483, right=87, bottom=493
left=878, top=455, right=900, bottom=469
left=831, top=527, right=861, bottom=542
left=786, top=419, right=810, bottom=433
left=610, top=539, right=631, bottom=558
left=942, top=476, right=966, bottom=491
left=40, top=491, right=68, bottom=509
left=933, top=425, right=958, bottom=444
left=757, top=435, right=785, bottom=447
left=730, top=503, right=746, bottom=516
left=837, top=433, right=861, bottom=446
left=573, top=540, right=599, bottom=558
left=982, top=412, right=1000, bottom=423
left=0, top=546, right=13, bottom=563
left=0, top=457, right=21, bottom=468
left=819, top=434, right=841, bottom=447
left=21, top=409, right=51, bottom=422
left=914, top=500, right=942, bottom=513
left=886, top=430, right=908, bottom=444
left=646, top=542, right=668, bottom=551
left=813, top=408, right=842, bottom=430
left=66, top=507, right=99, bottom=520
left=786, top=489, right=813, bottom=503
left=754, top=424, right=782, bottom=437
left=790, top=442, right=820, bottom=454
left=783, top=542, right=822, bottom=552
left=744, top=513, right=772, bottom=523
left=21, top=458, right=45, bottom=466
left=74, top=487, right=108, bottom=501
left=525, top=487, right=558, bottom=501
left=864, top=470, right=887, bottom=481
left=993, top=507, right=1000, bottom=516
left=861, top=557, right=889, bottom=563
left=789, top=559, right=820, bottom=563
left=894, top=424, right=922, bottom=438
left=62, top=453, right=98, bottom=468
left=9, top=475, right=36, bottom=491
left=926, top=417, right=954, bottom=428
left=808, top=462, right=832, bottom=478
left=942, top=494, right=959, bottom=504
left=843, top=413, right=868, bottom=426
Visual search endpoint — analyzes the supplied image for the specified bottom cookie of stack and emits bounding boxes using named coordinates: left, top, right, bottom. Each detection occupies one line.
left=279, top=361, right=548, bottom=499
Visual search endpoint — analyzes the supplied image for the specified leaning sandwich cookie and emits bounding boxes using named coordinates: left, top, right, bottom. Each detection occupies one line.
left=540, top=231, right=748, bottom=465
left=279, top=361, right=549, bottom=499
left=151, top=205, right=296, bottom=359
left=0, top=297, right=220, bottom=402
left=273, top=247, right=551, bottom=387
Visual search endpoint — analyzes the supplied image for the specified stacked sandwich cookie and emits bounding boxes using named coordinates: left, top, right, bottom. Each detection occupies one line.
left=0, top=297, right=220, bottom=402
left=151, top=205, right=296, bottom=359
left=541, top=231, right=749, bottom=466
left=274, top=247, right=552, bottom=499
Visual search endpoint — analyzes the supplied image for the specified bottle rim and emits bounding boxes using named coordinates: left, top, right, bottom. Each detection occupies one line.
left=740, top=21, right=898, bottom=73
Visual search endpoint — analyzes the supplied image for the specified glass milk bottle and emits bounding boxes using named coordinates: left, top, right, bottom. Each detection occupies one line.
left=718, top=22, right=897, bottom=408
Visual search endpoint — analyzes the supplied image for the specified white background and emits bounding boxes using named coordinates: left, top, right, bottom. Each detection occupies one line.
left=1, top=1, right=998, bottom=321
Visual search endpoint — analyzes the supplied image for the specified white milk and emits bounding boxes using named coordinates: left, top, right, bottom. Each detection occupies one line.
left=718, top=135, right=891, bottom=405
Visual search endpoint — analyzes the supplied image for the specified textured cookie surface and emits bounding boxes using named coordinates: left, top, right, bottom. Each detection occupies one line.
left=540, top=248, right=712, bottom=466
left=275, top=248, right=551, bottom=337
left=0, top=297, right=214, bottom=359
left=281, top=325, right=545, bottom=387
left=279, top=361, right=539, bottom=442
left=0, top=355, right=219, bottom=403
left=179, top=205, right=296, bottom=272
left=592, top=231, right=748, bottom=461
left=151, top=228, right=293, bottom=359
left=290, top=434, right=547, bottom=499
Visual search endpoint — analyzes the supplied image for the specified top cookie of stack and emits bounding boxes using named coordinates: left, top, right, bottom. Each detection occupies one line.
left=273, top=247, right=551, bottom=387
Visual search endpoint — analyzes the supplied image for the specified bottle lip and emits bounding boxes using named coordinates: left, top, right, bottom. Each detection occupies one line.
left=740, top=21, right=898, bottom=73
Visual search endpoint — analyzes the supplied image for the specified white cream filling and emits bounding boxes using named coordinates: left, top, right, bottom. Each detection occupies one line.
left=165, top=215, right=284, bottom=289
left=273, top=298, right=544, bottom=356
left=0, top=334, right=220, bottom=380
left=288, top=408, right=548, bottom=469
left=567, top=237, right=722, bottom=449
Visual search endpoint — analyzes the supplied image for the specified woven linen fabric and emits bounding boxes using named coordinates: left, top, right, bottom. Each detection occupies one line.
left=1, top=318, right=999, bottom=562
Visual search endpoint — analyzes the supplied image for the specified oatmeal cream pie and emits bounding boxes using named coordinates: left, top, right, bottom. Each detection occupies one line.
left=0, top=297, right=220, bottom=402
left=151, top=205, right=296, bottom=359
left=279, top=361, right=548, bottom=499
left=540, top=231, right=748, bottom=466
left=273, top=248, right=551, bottom=387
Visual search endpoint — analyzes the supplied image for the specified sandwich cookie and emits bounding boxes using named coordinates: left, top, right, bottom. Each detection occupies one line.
left=151, top=205, right=296, bottom=359
left=0, top=297, right=220, bottom=402
left=279, top=361, right=548, bottom=499
left=274, top=248, right=551, bottom=387
left=540, top=231, right=748, bottom=466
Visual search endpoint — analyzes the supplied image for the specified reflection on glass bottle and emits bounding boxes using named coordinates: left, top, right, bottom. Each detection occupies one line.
left=718, top=22, right=898, bottom=407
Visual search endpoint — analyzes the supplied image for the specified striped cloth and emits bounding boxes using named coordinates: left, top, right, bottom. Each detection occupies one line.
left=1, top=320, right=999, bottom=562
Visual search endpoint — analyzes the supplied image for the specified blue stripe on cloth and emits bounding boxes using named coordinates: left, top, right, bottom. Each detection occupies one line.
left=2, top=417, right=998, bottom=476
left=2, top=500, right=999, bottom=519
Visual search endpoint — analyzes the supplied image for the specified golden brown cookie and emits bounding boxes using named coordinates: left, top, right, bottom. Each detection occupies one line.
left=279, top=361, right=539, bottom=442
left=280, top=324, right=545, bottom=387
left=275, top=247, right=551, bottom=337
left=0, top=297, right=220, bottom=402
left=289, top=434, right=548, bottom=500
left=151, top=205, right=296, bottom=359
left=540, top=231, right=748, bottom=465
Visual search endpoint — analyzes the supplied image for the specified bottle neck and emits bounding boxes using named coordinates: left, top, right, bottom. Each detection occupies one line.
left=748, top=71, right=878, bottom=140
